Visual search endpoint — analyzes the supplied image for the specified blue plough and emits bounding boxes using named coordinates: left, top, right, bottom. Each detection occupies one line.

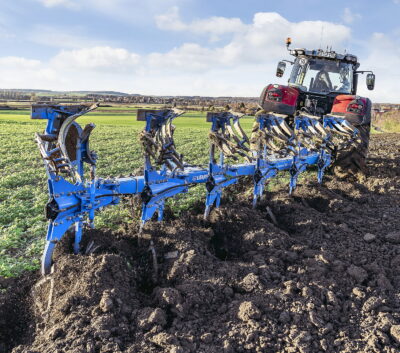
left=32, top=104, right=358, bottom=274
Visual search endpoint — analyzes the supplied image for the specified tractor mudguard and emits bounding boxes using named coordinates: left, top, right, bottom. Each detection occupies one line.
left=259, top=84, right=299, bottom=116
left=331, top=95, right=372, bottom=127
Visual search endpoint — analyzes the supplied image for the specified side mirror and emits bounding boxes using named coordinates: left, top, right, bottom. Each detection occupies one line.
left=276, top=61, right=286, bottom=77
left=366, top=73, right=375, bottom=90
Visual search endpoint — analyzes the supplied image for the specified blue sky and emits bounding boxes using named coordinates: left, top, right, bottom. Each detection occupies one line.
left=0, top=0, right=399, bottom=102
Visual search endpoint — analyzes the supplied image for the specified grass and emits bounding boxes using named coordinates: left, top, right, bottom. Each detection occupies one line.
left=373, top=111, right=400, bottom=133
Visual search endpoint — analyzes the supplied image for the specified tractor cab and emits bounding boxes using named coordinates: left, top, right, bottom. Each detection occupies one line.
left=288, top=55, right=355, bottom=95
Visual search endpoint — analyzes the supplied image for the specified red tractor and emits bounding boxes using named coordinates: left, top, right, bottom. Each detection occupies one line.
left=259, top=38, right=376, bottom=175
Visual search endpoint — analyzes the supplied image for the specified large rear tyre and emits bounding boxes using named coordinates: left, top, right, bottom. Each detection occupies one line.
left=333, top=124, right=371, bottom=177
left=333, top=97, right=372, bottom=178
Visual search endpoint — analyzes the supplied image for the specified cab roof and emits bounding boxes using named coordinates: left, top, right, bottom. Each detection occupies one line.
left=289, top=48, right=359, bottom=66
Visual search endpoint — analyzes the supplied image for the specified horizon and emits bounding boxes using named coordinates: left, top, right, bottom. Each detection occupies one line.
left=1, top=88, right=400, bottom=104
left=0, top=0, right=399, bottom=102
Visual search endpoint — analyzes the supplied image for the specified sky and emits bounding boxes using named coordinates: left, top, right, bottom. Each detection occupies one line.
left=0, top=0, right=399, bottom=102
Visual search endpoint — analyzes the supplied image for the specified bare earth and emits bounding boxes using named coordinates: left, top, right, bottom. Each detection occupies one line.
left=1, top=133, right=400, bottom=353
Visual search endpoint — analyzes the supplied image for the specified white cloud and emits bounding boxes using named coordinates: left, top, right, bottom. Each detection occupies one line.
left=0, top=57, right=59, bottom=88
left=51, top=46, right=140, bottom=71
left=148, top=44, right=218, bottom=72
left=155, top=6, right=246, bottom=40
left=357, top=32, right=400, bottom=103
left=191, top=16, right=246, bottom=36
left=0, top=56, right=41, bottom=68
left=342, top=7, right=362, bottom=24
left=154, top=6, right=186, bottom=31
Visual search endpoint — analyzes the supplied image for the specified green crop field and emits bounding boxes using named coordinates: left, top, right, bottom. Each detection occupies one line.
left=0, top=107, right=258, bottom=277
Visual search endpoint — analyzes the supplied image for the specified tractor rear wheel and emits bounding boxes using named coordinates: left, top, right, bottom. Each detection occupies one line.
left=333, top=124, right=371, bottom=177
left=333, top=97, right=372, bottom=178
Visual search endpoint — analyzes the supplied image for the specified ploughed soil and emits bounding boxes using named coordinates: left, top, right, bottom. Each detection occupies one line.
left=2, top=133, right=400, bottom=353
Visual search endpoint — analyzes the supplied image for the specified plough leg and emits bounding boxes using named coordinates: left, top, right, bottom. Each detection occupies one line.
left=73, top=219, right=83, bottom=255
left=42, top=240, right=56, bottom=275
